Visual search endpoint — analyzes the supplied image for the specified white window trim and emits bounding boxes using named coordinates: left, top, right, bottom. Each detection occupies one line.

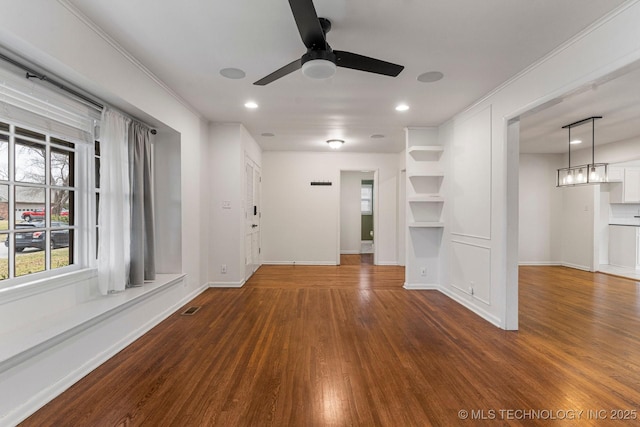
left=0, top=119, right=96, bottom=292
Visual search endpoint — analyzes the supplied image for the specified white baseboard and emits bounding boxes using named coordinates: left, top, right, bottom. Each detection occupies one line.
left=3, top=279, right=209, bottom=427
left=209, top=280, right=245, bottom=288
left=403, top=282, right=440, bottom=290
left=340, top=250, right=360, bottom=255
left=438, top=286, right=502, bottom=328
left=377, top=261, right=398, bottom=266
left=561, top=262, right=592, bottom=271
left=518, top=261, right=562, bottom=266
left=518, top=261, right=592, bottom=272
left=262, top=261, right=337, bottom=266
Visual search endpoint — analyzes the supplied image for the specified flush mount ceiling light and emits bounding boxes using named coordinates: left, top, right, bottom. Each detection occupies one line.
left=570, top=139, right=582, bottom=145
left=327, top=139, right=344, bottom=149
left=370, top=134, right=385, bottom=139
left=395, top=104, right=410, bottom=112
left=220, top=68, right=246, bottom=79
left=244, top=101, right=258, bottom=109
left=261, top=132, right=275, bottom=137
left=557, top=116, right=607, bottom=187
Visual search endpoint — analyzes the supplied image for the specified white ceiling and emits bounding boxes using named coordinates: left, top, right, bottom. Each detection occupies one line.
left=520, top=62, right=640, bottom=154
left=67, top=0, right=626, bottom=153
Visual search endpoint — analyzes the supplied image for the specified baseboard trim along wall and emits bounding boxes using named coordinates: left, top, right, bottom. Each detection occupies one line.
left=561, top=262, right=592, bottom=271
left=403, top=283, right=440, bottom=290
left=518, top=261, right=562, bottom=266
left=439, top=286, right=502, bottom=328
left=262, top=261, right=337, bottom=266
left=209, top=280, right=246, bottom=288
left=402, top=282, right=502, bottom=329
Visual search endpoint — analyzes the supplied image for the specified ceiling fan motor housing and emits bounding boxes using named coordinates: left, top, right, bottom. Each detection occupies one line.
left=302, top=49, right=336, bottom=65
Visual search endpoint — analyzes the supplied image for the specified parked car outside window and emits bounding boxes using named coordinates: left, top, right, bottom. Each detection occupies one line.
left=4, top=221, right=70, bottom=252
left=21, top=209, right=69, bottom=222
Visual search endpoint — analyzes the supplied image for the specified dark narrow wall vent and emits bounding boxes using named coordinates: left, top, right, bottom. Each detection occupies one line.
left=181, top=306, right=201, bottom=316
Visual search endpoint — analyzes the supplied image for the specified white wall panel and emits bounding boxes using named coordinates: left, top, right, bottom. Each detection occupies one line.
left=451, top=241, right=491, bottom=305
left=451, top=106, right=492, bottom=239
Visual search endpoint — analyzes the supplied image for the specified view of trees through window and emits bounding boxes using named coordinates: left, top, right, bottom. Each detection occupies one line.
left=0, top=121, right=76, bottom=281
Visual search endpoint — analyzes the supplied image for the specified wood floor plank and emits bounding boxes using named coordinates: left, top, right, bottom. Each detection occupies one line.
left=20, top=265, right=640, bottom=426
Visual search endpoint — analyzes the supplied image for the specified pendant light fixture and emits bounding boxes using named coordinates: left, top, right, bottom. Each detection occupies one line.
left=557, top=116, right=607, bottom=187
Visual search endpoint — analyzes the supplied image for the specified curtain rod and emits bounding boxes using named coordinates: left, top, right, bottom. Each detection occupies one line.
left=0, top=52, right=157, bottom=135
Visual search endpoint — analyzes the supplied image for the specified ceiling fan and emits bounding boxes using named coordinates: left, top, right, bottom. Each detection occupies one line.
left=254, top=0, right=404, bottom=85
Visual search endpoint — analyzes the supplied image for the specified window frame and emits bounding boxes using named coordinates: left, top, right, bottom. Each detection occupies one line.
left=0, top=118, right=95, bottom=289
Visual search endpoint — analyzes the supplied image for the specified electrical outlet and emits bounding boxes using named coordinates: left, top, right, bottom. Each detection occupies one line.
left=420, top=267, right=427, bottom=276
left=221, top=264, right=227, bottom=274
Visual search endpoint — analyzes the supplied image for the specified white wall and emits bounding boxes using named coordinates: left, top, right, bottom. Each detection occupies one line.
left=340, top=171, right=374, bottom=254
left=0, top=2, right=211, bottom=424
left=208, top=123, right=261, bottom=286
left=262, top=152, right=399, bottom=265
left=518, top=154, right=563, bottom=264
left=560, top=185, right=597, bottom=270
left=439, top=2, right=640, bottom=329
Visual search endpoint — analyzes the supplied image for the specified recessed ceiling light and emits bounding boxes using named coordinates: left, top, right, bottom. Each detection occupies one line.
left=261, top=132, right=275, bottom=137
left=327, top=139, right=344, bottom=149
left=395, top=104, right=410, bottom=112
left=220, top=68, right=246, bottom=79
left=370, top=134, right=385, bottom=139
left=570, top=139, right=582, bottom=145
left=244, top=101, right=258, bottom=109
left=417, top=71, right=444, bottom=83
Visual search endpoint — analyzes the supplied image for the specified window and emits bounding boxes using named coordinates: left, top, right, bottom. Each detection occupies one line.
left=361, top=183, right=373, bottom=215
left=0, top=120, right=79, bottom=282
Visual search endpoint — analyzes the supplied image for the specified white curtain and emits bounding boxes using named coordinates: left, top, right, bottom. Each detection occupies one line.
left=98, top=108, right=132, bottom=295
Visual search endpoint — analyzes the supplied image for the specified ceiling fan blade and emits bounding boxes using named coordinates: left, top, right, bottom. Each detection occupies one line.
left=334, top=51, right=404, bottom=77
left=288, top=0, right=326, bottom=49
left=253, top=58, right=302, bottom=86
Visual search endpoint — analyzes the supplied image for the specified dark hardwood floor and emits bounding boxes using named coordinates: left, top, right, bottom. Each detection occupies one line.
left=21, top=265, right=640, bottom=426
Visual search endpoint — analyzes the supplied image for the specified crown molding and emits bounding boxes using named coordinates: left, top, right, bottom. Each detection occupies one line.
left=56, top=0, right=204, bottom=120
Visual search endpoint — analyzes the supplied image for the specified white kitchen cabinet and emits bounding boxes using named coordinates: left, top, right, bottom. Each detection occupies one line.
left=609, top=225, right=640, bottom=269
left=609, top=167, right=640, bottom=203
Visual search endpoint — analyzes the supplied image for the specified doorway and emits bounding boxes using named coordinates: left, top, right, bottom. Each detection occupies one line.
left=340, top=171, right=376, bottom=265
left=509, top=59, right=640, bottom=329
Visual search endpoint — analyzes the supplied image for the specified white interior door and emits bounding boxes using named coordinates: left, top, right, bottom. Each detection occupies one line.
left=245, top=160, right=261, bottom=278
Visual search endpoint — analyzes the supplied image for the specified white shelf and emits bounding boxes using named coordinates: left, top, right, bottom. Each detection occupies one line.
left=408, top=146, right=444, bottom=154
left=408, top=172, right=444, bottom=178
left=408, top=222, right=444, bottom=228
left=408, top=146, right=444, bottom=161
left=408, top=195, right=444, bottom=203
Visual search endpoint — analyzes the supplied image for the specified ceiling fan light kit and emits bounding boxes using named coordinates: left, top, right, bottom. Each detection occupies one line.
left=557, top=116, right=607, bottom=187
left=301, top=58, right=336, bottom=80
left=253, top=0, right=404, bottom=85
